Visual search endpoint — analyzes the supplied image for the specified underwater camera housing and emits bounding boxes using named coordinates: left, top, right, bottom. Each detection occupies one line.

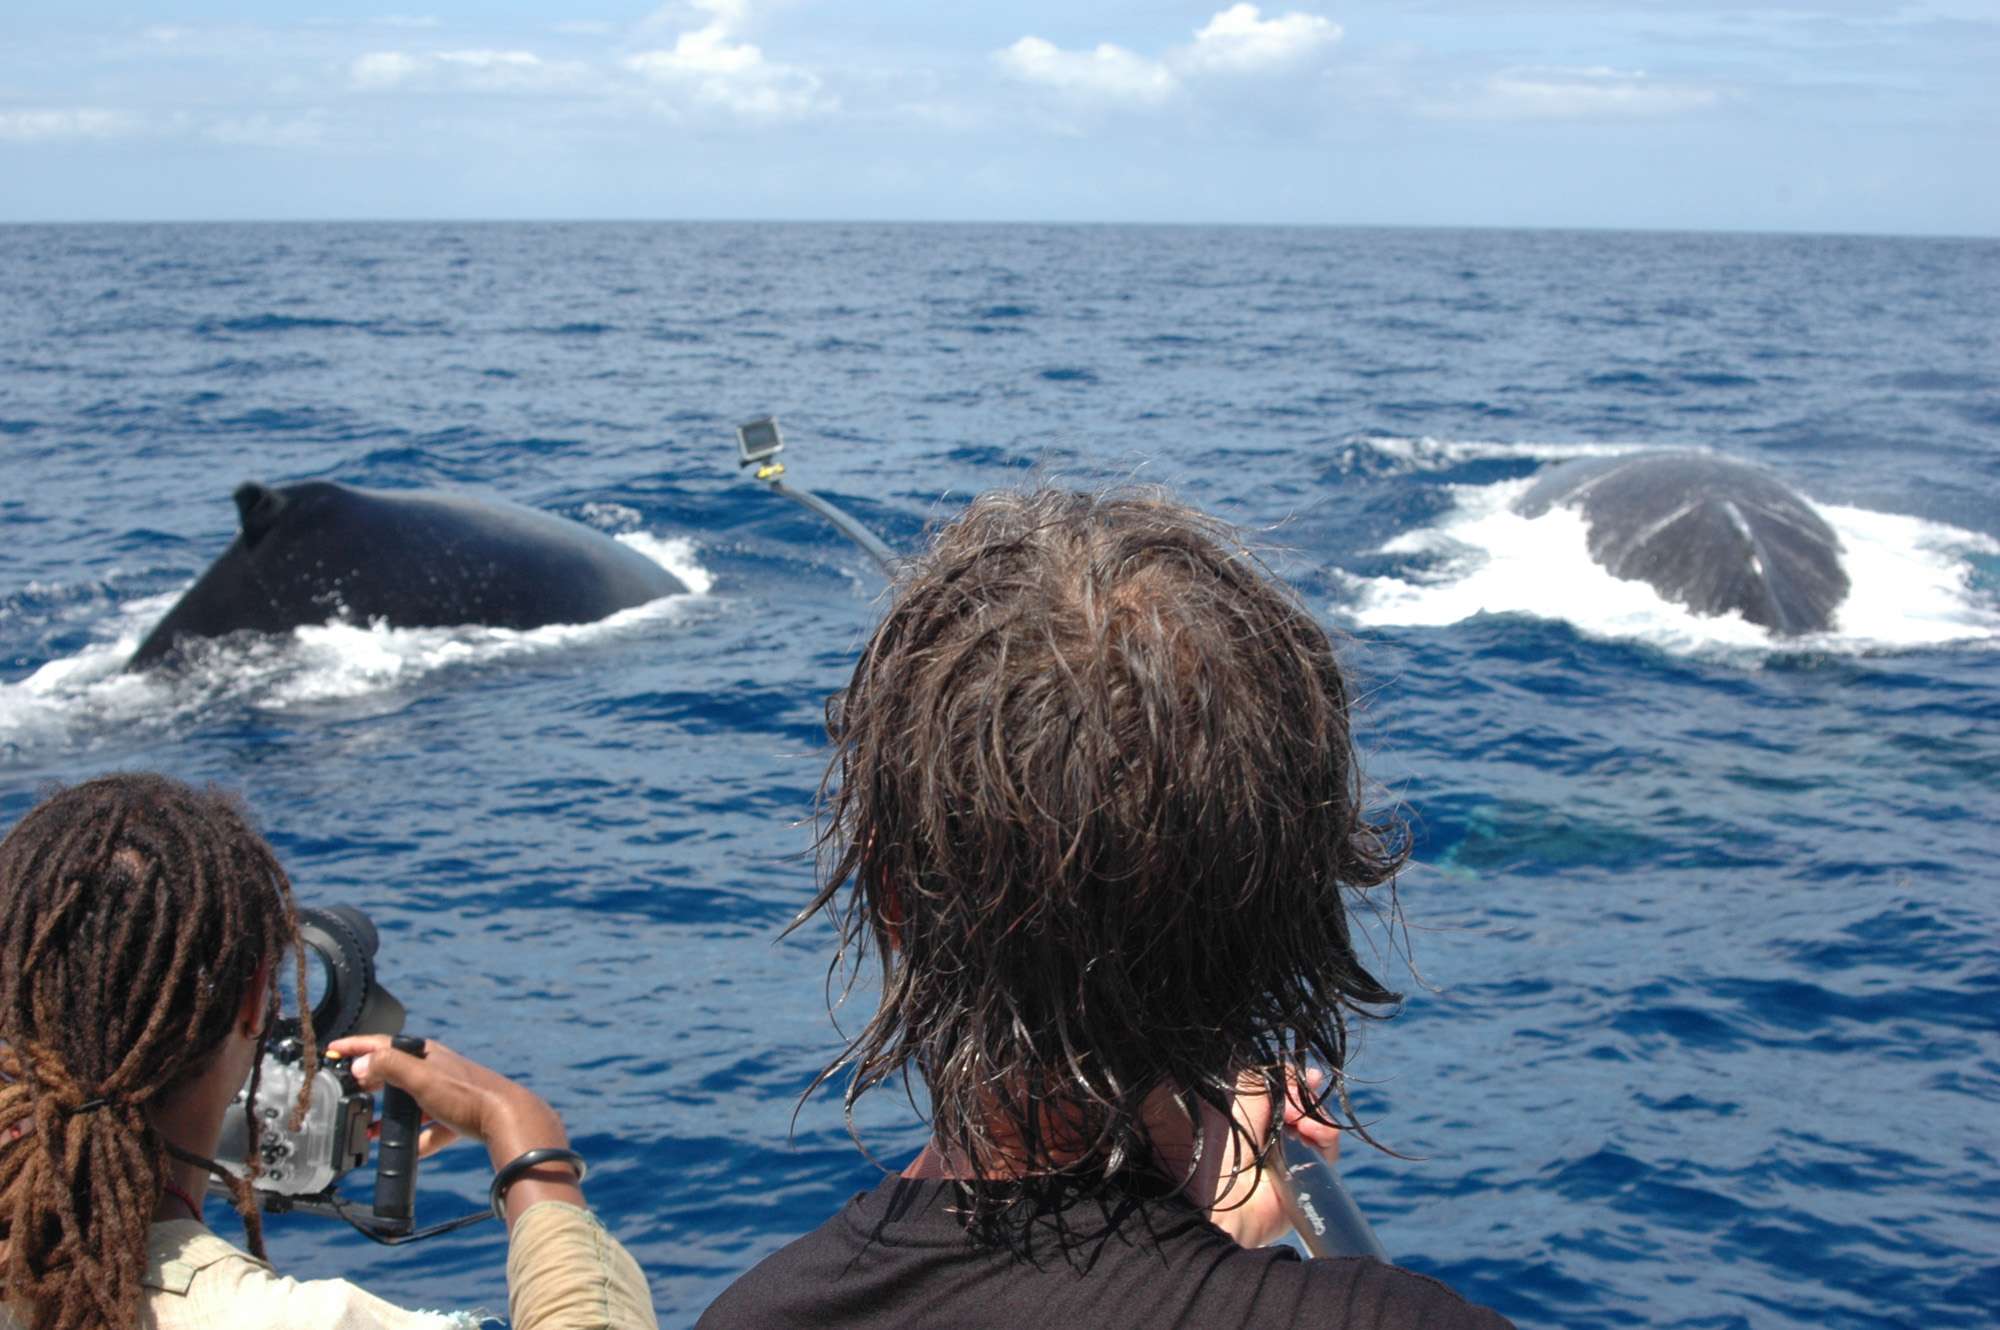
left=210, top=906, right=484, bottom=1243
left=213, top=1036, right=372, bottom=1196
left=213, top=906, right=405, bottom=1198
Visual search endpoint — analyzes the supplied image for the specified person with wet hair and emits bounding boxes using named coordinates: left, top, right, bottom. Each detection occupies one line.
left=0, top=772, right=656, bottom=1330
left=700, top=488, right=1511, bottom=1329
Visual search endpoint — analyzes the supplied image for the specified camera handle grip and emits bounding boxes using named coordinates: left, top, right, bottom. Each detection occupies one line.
left=371, top=1039, right=425, bottom=1236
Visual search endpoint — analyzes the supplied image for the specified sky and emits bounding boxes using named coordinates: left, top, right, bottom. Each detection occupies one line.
left=2, top=1, right=1995, bottom=235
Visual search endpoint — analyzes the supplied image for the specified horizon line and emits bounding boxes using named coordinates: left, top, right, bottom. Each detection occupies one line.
left=0, top=217, right=1993, bottom=243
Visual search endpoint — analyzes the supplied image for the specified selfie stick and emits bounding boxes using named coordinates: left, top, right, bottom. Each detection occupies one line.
left=735, top=416, right=897, bottom=576
left=1270, top=1133, right=1390, bottom=1262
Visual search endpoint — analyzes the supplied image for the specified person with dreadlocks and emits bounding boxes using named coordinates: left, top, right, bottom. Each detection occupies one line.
left=0, top=772, right=656, bottom=1330
left=698, top=488, right=1513, bottom=1330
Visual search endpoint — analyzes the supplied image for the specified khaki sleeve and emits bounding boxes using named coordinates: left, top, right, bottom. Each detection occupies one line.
left=506, top=1202, right=659, bottom=1330
left=175, top=1254, right=482, bottom=1330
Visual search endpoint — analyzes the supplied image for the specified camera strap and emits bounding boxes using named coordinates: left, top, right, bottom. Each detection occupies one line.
left=165, top=1138, right=239, bottom=1189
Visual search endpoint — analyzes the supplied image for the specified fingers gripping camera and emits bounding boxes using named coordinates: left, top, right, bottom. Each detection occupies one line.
left=214, top=906, right=406, bottom=1198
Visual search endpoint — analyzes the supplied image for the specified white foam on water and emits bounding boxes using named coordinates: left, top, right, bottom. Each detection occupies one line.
left=1344, top=478, right=1999, bottom=656
left=0, top=590, right=180, bottom=754
left=1350, top=435, right=1656, bottom=470
left=1820, top=503, right=2000, bottom=650
left=580, top=501, right=643, bottom=532
left=0, top=534, right=717, bottom=748
left=619, top=532, right=713, bottom=596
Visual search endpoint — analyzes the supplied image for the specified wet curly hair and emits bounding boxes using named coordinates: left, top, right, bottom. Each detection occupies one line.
left=0, top=773, right=314, bottom=1330
left=803, top=486, right=1406, bottom=1233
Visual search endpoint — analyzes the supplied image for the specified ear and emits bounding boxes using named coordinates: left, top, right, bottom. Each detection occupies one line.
left=235, top=958, right=274, bottom=1038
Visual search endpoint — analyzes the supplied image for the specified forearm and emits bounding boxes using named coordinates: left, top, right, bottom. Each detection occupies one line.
left=330, top=1038, right=654, bottom=1327
left=506, top=1201, right=659, bottom=1330
left=485, top=1095, right=588, bottom=1223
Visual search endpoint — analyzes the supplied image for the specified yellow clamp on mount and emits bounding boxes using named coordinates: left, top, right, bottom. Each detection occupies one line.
left=755, top=461, right=787, bottom=482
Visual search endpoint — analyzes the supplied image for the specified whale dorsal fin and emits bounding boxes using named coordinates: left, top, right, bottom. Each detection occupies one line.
left=233, top=483, right=288, bottom=548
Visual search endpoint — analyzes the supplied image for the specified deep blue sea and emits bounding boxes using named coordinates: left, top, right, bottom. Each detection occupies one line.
left=2, top=222, right=1997, bottom=1329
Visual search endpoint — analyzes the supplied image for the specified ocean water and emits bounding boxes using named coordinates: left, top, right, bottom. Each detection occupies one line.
left=1, top=221, right=1996, bottom=1329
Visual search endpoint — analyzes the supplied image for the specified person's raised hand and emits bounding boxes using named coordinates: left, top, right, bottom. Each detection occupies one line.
left=327, top=1034, right=583, bottom=1226
left=1204, top=1067, right=1341, bottom=1249
left=1286, top=1066, right=1342, bottom=1162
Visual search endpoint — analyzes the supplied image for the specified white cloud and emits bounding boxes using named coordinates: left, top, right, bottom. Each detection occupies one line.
left=995, top=6, right=1340, bottom=106
left=351, top=51, right=424, bottom=89
left=1435, top=66, right=1722, bottom=119
left=349, top=48, right=585, bottom=93
left=1179, top=4, right=1342, bottom=74
left=623, top=0, right=833, bottom=119
left=438, top=49, right=579, bottom=90
left=0, top=109, right=142, bottom=141
left=995, top=37, right=1177, bottom=103
left=629, top=29, right=760, bottom=78
left=437, top=50, right=542, bottom=68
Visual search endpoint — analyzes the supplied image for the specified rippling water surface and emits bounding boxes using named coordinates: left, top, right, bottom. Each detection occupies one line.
left=2, top=223, right=1996, bottom=1329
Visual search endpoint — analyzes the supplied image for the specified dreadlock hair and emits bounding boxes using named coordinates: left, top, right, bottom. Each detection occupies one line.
left=802, top=487, right=1409, bottom=1240
left=0, top=773, right=316, bottom=1330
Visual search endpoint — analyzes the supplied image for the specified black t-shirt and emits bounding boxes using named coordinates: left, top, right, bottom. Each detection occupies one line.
left=697, top=1176, right=1514, bottom=1330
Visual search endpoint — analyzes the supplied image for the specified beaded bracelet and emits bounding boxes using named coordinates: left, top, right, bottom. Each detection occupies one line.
left=489, top=1147, right=588, bottom=1221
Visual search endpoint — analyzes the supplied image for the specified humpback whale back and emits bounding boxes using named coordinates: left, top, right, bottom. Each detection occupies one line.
left=128, top=480, right=688, bottom=670
left=1516, top=453, right=1849, bottom=636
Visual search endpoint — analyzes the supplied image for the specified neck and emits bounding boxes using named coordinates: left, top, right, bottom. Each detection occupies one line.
left=156, top=1160, right=209, bottom=1224
left=146, top=1086, right=234, bottom=1226
left=903, top=1084, right=1239, bottom=1210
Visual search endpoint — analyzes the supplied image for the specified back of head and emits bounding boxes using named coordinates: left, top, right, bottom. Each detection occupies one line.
left=811, top=487, right=1405, bottom=1215
left=0, top=773, right=299, bottom=1330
